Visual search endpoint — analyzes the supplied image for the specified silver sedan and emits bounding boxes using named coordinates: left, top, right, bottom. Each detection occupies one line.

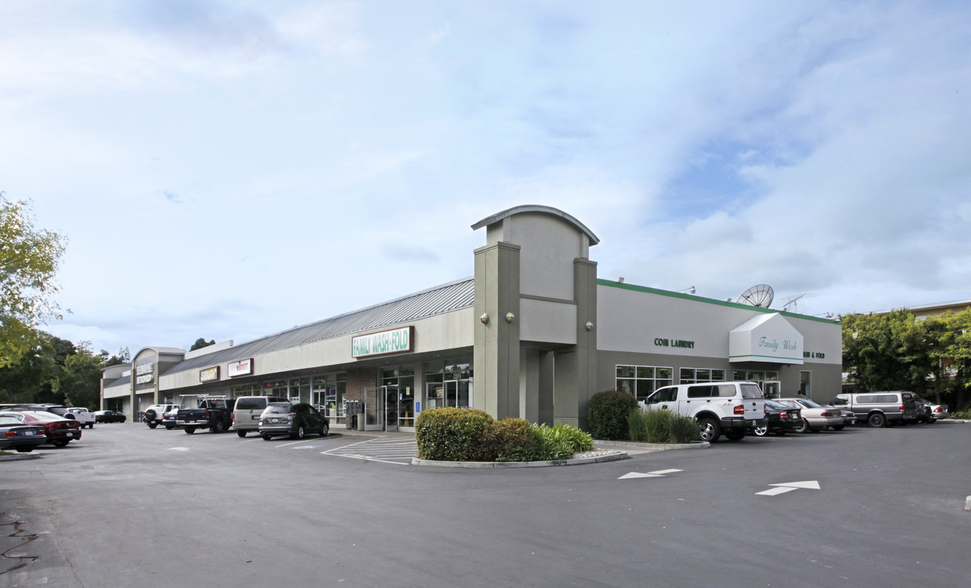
left=777, top=398, right=845, bottom=433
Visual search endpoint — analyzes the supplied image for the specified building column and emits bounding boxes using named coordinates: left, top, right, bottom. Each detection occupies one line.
left=473, top=241, right=521, bottom=420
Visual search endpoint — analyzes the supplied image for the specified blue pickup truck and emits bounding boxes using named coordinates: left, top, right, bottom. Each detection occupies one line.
left=175, top=397, right=233, bottom=434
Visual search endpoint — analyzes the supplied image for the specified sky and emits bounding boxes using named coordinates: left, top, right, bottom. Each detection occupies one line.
left=1, top=0, right=969, bottom=357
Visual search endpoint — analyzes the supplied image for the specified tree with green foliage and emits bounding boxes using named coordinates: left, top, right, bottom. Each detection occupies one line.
left=189, top=338, right=215, bottom=351
left=842, top=308, right=971, bottom=411
left=0, top=195, right=67, bottom=368
left=53, top=343, right=104, bottom=409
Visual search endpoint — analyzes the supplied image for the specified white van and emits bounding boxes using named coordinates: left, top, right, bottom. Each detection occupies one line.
left=232, top=396, right=289, bottom=437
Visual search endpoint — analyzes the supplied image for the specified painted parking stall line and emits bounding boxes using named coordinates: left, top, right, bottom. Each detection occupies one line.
left=322, top=437, right=418, bottom=465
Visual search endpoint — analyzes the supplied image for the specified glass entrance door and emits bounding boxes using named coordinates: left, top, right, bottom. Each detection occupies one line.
left=384, top=385, right=398, bottom=432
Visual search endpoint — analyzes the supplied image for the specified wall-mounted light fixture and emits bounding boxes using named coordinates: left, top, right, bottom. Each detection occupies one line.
left=480, top=313, right=489, bottom=324
left=585, top=321, right=594, bottom=331
left=505, top=312, right=515, bottom=323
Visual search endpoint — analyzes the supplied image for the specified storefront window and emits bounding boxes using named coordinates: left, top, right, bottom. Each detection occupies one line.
left=312, top=373, right=346, bottom=424
left=425, top=360, right=472, bottom=410
left=616, top=365, right=673, bottom=402
left=733, top=371, right=780, bottom=397
left=679, top=368, right=726, bottom=384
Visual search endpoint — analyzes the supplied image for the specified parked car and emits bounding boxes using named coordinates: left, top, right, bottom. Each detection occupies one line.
left=777, top=398, right=843, bottom=433
left=829, top=391, right=920, bottom=427
left=0, top=411, right=82, bottom=447
left=0, top=415, right=47, bottom=453
left=64, top=407, right=96, bottom=429
left=143, top=404, right=181, bottom=429
left=93, top=410, right=127, bottom=423
left=231, top=396, right=289, bottom=437
left=638, top=381, right=766, bottom=442
left=914, top=396, right=948, bottom=423
left=753, top=400, right=802, bottom=437
left=161, top=407, right=180, bottom=429
left=258, top=403, right=329, bottom=440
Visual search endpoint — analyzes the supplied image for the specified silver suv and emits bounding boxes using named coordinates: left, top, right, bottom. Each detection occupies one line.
left=143, top=404, right=180, bottom=429
left=232, top=396, right=289, bottom=437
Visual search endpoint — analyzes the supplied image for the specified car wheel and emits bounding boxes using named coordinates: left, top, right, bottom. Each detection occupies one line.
left=832, top=425, right=845, bottom=431
left=725, top=430, right=746, bottom=441
left=794, top=418, right=809, bottom=434
left=291, top=425, right=306, bottom=440
left=165, top=425, right=173, bottom=430
left=15, top=447, right=34, bottom=453
left=261, top=433, right=272, bottom=441
left=753, top=423, right=768, bottom=437
left=53, top=439, right=69, bottom=447
left=237, top=430, right=247, bottom=438
left=320, top=422, right=329, bottom=437
left=928, top=418, right=937, bottom=423
left=148, top=422, right=158, bottom=429
left=697, top=417, right=721, bottom=443
left=185, top=427, right=196, bottom=434
left=211, top=420, right=225, bottom=434
left=867, top=413, right=886, bottom=428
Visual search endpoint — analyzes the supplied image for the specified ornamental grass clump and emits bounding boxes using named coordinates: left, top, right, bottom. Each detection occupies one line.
left=628, top=407, right=700, bottom=443
left=588, top=390, right=639, bottom=440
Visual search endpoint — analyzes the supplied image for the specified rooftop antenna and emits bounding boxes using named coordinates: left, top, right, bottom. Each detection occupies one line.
left=736, top=284, right=774, bottom=308
left=783, top=293, right=810, bottom=313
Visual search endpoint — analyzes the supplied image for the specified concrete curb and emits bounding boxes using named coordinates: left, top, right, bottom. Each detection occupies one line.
left=412, top=450, right=629, bottom=468
left=594, top=440, right=711, bottom=451
left=966, top=496, right=971, bottom=512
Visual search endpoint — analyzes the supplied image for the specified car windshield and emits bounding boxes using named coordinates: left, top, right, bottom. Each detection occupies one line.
left=797, top=398, right=822, bottom=408
left=765, top=400, right=784, bottom=409
left=0, top=416, right=22, bottom=425
left=22, top=411, right=64, bottom=422
left=263, top=404, right=292, bottom=415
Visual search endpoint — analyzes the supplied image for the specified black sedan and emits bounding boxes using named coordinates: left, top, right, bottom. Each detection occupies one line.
left=0, top=415, right=47, bottom=453
left=753, top=400, right=802, bottom=437
left=258, top=403, right=329, bottom=440
left=94, top=410, right=127, bottom=423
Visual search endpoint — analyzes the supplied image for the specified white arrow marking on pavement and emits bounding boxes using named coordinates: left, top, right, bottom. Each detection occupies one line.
left=619, top=469, right=683, bottom=480
left=757, top=480, right=821, bottom=495
left=770, top=480, right=820, bottom=490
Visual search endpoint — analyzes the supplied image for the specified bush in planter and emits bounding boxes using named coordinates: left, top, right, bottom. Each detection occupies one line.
left=536, top=423, right=594, bottom=453
left=628, top=407, right=700, bottom=443
left=415, top=407, right=494, bottom=461
left=588, top=390, right=639, bottom=440
left=667, top=413, right=701, bottom=443
left=477, top=418, right=532, bottom=461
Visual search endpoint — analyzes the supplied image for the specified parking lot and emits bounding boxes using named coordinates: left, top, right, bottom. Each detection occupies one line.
left=2, top=421, right=970, bottom=588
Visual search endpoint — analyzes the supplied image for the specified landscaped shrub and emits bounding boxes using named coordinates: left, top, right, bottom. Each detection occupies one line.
left=535, top=422, right=594, bottom=453
left=415, top=407, right=494, bottom=461
left=588, top=390, right=639, bottom=440
left=477, top=418, right=532, bottom=461
left=951, top=407, right=971, bottom=420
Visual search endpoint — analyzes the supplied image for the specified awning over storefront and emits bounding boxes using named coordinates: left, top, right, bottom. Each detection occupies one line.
left=729, top=313, right=804, bottom=365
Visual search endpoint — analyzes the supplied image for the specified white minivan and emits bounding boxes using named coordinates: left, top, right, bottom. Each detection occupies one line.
left=232, top=396, right=289, bottom=437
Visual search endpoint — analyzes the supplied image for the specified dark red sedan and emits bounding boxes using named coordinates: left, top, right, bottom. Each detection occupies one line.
left=0, top=411, right=82, bottom=447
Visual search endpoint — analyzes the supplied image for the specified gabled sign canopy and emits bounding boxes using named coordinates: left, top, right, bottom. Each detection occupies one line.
left=729, top=313, right=804, bottom=365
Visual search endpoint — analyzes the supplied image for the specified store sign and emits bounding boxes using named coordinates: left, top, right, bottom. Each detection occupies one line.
left=352, top=327, right=414, bottom=358
left=228, top=358, right=254, bottom=377
left=654, top=337, right=696, bottom=349
left=199, top=366, right=220, bottom=383
left=729, top=313, right=804, bottom=365
left=135, top=363, right=154, bottom=384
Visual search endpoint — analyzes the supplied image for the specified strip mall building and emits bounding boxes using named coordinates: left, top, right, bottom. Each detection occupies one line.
left=101, top=205, right=842, bottom=432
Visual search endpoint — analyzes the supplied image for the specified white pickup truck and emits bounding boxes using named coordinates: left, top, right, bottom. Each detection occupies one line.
left=65, top=407, right=97, bottom=429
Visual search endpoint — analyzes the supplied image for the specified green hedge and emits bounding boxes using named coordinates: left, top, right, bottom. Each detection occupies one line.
left=588, top=390, right=639, bottom=440
left=415, top=408, right=594, bottom=462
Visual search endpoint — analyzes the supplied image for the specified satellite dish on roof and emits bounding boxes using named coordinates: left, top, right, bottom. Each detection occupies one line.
left=736, top=284, right=774, bottom=308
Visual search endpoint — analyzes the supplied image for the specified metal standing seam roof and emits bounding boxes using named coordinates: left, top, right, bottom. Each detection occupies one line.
left=164, top=278, right=476, bottom=376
